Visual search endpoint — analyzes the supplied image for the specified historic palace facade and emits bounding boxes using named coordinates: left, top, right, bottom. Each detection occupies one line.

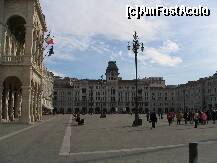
left=54, top=61, right=176, bottom=114
left=54, top=61, right=217, bottom=114
left=0, top=0, right=47, bottom=123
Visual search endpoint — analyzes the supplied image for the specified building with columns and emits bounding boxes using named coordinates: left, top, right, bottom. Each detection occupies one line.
left=53, top=61, right=175, bottom=114
left=203, top=73, right=217, bottom=109
left=0, top=0, right=47, bottom=123
left=42, top=67, right=54, bottom=114
left=175, top=73, right=217, bottom=112
left=54, top=61, right=217, bottom=114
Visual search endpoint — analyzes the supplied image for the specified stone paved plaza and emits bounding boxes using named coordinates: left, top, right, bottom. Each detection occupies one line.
left=0, top=114, right=217, bottom=163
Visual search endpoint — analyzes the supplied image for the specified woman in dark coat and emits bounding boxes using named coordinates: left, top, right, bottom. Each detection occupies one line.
left=150, top=112, right=157, bottom=129
left=211, top=110, right=216, bottom=124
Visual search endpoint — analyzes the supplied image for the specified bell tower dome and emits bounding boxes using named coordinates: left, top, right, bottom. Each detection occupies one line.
left=105, top=61, right=120, bottom=81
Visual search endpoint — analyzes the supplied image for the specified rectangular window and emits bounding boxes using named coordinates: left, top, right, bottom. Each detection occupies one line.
left=82, top=88, right=86, bottom=93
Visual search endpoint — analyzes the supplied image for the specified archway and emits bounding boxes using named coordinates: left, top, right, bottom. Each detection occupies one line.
left=95, top=107, right=100, bottom=114
left=165, top=108, right=168, bottom=113
left=158, top=108, right=162, bottom=114
left=139, top=108, right=143, bottom=114
left=1, top=76, right=22, bottom=122
left=103, top=108, right=107, bottom=114
left=89, top=108, right=93, bottom=114
left=75, top=108, right=80, bottom=114
left=132, top=108, right=136, bottom=113
left=126, top=107, right=130, bottom=113
left=110, top=107, right=115, bottom=114
left=6, top=15, right=26, bottom=57
left=81, top=107, right=87, bottom=114
left=67, top=108, right=72, bottom=114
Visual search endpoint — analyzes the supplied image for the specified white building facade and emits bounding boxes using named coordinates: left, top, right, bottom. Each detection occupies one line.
left=54, top=62, right=217, bottom=114
left=54, top=61, right=176, bottom=114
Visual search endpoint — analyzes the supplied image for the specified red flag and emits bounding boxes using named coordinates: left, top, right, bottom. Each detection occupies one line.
left=46, top=36, right=54, bottom=45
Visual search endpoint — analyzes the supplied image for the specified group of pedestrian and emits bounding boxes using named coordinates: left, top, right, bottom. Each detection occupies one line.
left=166, top=109, right=217, bottom=128
left=146, top=109, right=217, bottom=129
left=73, top=112, right=85, bottom=125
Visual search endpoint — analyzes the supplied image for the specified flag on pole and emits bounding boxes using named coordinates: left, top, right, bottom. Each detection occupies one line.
left=45, top=35, right=54, bottom=45
left=48, top=46, right=54, bottom=56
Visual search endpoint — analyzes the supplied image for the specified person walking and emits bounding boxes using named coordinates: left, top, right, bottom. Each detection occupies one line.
left=176, top=112, right=182, bottom=125
left=160, top=112, right=163, bottom=119
left=201, top=112, right=207, bottom=125
left=211, top=109, right=216, bottom=124
left=183, top=112, right=188, bottom=124
left=167, top=112, right=173, bottom=126
left=146, top=112, right=150, bottom=122
left=194, top=112, right=199, bottom=128
left=150, top=111, right=157, bottom=129
left=189, top=111, right=194, bottom=124
left=206, top=109, right=211, bottom=124
left=172, top=112, right=175, bottom=121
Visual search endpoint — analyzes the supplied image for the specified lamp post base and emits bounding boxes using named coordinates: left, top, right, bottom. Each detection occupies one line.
left=100, top=113, right=106, bottom=118
left=132, top=113, right=142, bottom=127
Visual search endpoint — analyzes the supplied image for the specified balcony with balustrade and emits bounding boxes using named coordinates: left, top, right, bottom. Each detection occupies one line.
left=0, top=55, right=23, bottom=64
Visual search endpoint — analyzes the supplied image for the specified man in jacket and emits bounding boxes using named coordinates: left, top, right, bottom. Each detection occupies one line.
left=150, top=112, right=157, bottom=129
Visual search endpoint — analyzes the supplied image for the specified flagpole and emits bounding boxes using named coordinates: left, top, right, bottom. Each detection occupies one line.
left=36, top=32, right=54, bottom=65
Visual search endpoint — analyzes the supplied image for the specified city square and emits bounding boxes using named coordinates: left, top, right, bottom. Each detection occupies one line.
left=0, top=114, right=217, bottom=163
left=0, top=0, right=217, bottom=163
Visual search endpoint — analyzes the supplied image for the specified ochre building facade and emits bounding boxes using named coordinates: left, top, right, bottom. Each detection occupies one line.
left=0, top=0, right=47, bottom=123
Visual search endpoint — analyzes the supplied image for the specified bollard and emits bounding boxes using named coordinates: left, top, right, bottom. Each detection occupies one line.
left=189, top=143, right=198, bottom=163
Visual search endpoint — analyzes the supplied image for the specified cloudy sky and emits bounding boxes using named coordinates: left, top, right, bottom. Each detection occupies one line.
left=41, top=0, right=217, bottom=85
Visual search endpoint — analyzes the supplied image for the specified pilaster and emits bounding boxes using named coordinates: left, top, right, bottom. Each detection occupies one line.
left=8, top=90, right=14, bottom=121
left=33, top=88, right=38, bottom=121
left=23, top=24, right=34, bottom=64
left=0, top=86, right=2, bottom=122
left=30, top=88, right=34, bottom=122
left=38, top=91, right=42, bottom=120
left=0, top=0, right=5, bottom=56
left=20, top=86, right=31, bottom=124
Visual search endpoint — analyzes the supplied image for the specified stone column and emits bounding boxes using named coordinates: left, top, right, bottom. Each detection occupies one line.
left=20, top=86, right=31, bottom=124
left=14, top=91, right=21, bottom=119
left=33, top=88, right=37, bottom=121
left=38, top=92, right=42, bottom=121
left=18, top=91, right=22, bottom=118
left=30, top=88, right=34, bottom=122
left=0, top=86, right=3, bottom=122
left=8, top=90, right=15, bottom=121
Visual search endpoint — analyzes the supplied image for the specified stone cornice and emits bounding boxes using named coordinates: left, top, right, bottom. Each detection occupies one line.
left=34, top=0, right=47, bottom=32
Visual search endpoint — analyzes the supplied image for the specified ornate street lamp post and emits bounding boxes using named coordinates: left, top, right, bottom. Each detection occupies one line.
left=128, top=31, right=144, bottom=126
left=100, top=75, right=106, bottom=118
left=183, top=89, right=186, bottom=112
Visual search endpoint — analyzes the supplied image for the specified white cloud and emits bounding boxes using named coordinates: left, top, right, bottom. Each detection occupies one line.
left=142, top=48, right=182, bottom=67
left=51, top=52, right=75, bottom=61
left=41, top=0, right=169, bottom=42
left=54, top=35, right=110, bottom=54
left=110, top=51, right=126, bottom=61
left=41, top=0, right=185, bottom=68
left=127, top=40, right=182, bottom=67
left=50, top=70, right=66, bottom=77
left=161, top=40, right=180, bottom=52
left=40, top=0, right=217, bottom=84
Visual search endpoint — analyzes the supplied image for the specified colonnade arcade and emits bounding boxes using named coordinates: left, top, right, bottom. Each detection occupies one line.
left=0, top=77, right=42, bottom=123
left=30, top=80, right=42, bottom=122
left=0, top=77, right=22, bottom=122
